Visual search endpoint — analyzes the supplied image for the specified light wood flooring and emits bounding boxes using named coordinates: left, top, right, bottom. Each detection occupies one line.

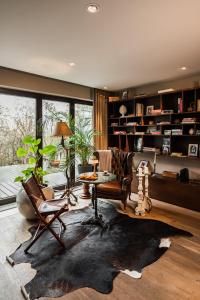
left=0, top=195, right=200, bottom=300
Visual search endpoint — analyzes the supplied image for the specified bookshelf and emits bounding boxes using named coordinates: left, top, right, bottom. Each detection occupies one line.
left=107, top=88, right=200, bottom=158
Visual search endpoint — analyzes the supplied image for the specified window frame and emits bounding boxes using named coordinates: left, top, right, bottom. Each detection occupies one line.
left=0, top=87, right=93, bottom=202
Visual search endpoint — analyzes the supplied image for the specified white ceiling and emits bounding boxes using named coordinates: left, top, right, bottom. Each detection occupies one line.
left=0, top=0, right=200, bottom=90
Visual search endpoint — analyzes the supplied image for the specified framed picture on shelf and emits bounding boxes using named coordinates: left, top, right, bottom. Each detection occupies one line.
left=146, top=105, right=154, bottom=115
left=137, top=160, right=148, bottom=170
left=188, top=144, right=198, bottom=157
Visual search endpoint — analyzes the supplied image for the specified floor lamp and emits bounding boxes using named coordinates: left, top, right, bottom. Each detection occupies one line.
left=53, top=120, right=78, bottom=205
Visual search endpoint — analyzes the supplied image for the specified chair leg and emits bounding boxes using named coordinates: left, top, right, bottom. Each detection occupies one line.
left=24, top=226, right=48, bottom=253
left=47, top=226, right=65, bottom=249
left=57, top=216, right=66, bottom=230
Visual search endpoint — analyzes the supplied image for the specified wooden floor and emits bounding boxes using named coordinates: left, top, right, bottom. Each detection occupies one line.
left=0, top=195, right=200, bottom=300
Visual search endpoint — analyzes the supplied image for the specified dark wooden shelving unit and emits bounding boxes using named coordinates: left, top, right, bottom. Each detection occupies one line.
left=107, top=87, right=200, bottom=158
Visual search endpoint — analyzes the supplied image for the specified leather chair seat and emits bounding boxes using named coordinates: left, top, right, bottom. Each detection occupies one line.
left=96, top=181, right=123, bottom=196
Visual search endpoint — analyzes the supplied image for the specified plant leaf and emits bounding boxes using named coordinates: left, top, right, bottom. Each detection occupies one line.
left=17, top=147, right=28, bottom=157
left=28, top=157, right=36, bottom=164
left=22, top=135, right=34, bottom=144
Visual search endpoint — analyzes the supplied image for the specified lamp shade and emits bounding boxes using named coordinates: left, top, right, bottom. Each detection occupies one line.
left=53, top=121, right=72, bottom=137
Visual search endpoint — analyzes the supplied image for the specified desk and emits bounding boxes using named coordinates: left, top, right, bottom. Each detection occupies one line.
left=78, top=172, right=116, bottom=228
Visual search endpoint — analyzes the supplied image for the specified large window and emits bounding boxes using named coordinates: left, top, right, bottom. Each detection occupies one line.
left=0, top=89, right=93, bottom=203
left=42, top=100, right=69, bottom=174
left=75, top=103, right=93, bottom=175
left=0, top=94, right=36, bottom=166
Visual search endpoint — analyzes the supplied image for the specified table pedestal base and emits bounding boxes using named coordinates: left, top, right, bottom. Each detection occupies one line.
left=79, top=183, right=91, bottom=199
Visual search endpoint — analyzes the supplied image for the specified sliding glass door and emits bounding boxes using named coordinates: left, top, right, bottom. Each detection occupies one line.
left=75, top=103, right=93, bottom=175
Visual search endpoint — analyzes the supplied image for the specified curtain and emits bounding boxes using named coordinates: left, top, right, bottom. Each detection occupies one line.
left=94, top=90, right=107, bottom=150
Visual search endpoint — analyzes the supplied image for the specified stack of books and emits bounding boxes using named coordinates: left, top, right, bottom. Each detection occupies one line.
left=111, top=122, right=118, bottom=127
left=135, top=131, right=145, bottom=135
left=181, top=118, right=196, bottom=124
left=171, top=129, right=183, bottom=135
left=151, top=109, right=162, bottom=115
left=126, top=122, right=138, bottom=126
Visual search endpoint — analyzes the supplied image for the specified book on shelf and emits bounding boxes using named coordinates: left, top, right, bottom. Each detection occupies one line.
left=157, top=121, right=171, bottom=125
left=181, top=117, right=196, bottom=124
left=136, top=103, right=144, bottom=116
left=171, top=129, right=183, bottom=135
left=151, top=109, right=162, bottom=115
left=111, top=122, right=118, bottom=127
left=177, top=98, right=183, bottom=113
left=161, top=110, right=174, bottom=114
left=135, top=131, right=145, bottom=135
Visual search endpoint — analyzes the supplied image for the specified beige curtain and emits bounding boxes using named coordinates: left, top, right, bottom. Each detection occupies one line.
left=94, top=90, right=107, bottom=150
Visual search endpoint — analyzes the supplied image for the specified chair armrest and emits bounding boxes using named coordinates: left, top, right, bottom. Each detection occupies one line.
left=122, top=176, right=132, bottom=191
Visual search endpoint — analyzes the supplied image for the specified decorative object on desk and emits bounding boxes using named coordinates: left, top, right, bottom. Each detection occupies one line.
left=119, top=104, right=127, bottom=117
left=197, top=99, right=200, bottom=112
left=162, top=137, right=171, bottom=154
left=188, top=144, right=198, bottom=157
left=122, top=90, right=128, bottom=100
left=9, top=200, right=192, bottom=300
left=135, top=166, right=152, bottom=216
left=189, top=128, right=195, bottom=135
left=146, top=105, right=154, bottom=115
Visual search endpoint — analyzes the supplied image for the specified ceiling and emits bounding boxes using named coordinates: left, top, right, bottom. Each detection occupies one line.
left=0, top=0, right=200, bottom=90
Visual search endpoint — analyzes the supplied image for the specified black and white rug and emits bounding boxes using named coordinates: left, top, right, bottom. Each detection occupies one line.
left=10, top=201, right=192, bottom=300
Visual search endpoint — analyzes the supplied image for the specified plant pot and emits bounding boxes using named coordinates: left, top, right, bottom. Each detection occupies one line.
left=78, top=164, right=93, bottom=174
left=16, top=186, right=54, bottom=220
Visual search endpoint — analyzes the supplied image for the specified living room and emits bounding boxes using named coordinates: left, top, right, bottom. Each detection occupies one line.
left=0, top=1, right=200, bottom=300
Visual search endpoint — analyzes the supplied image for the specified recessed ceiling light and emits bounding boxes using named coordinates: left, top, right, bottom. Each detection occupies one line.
left=103, top=86, right=108, bottom=90
left=180, top=66, right=187, bottom=70
left=69, top=62, right=75, bottom=67
left=86, top=3, right=100, bottom=13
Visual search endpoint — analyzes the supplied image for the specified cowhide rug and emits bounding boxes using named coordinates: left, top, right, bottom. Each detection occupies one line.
left=10, top=201, right=192, bottom=300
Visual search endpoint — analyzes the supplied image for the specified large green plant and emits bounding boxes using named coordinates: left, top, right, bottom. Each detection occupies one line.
left=71, top=118, right=98, bottom=166
left=14, top=135, right=56, bottom=184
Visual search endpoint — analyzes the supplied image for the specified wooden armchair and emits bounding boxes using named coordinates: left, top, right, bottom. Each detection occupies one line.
left=94, top=150, right=134, bottom=209
left=22, top=173, right=68, bottom=253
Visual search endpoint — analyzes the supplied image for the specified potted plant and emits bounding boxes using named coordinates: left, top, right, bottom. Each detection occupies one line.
left=14, top=135, right=57, bottom=219
left=71, top=118, right=99, bottom=174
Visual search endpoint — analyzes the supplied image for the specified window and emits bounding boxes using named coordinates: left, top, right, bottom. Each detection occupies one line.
left=0, top=94, right=36, bottom=166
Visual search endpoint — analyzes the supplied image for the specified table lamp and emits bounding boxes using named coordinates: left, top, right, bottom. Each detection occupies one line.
left=53, top=120, right=77, bottom=205
left=89, top=156, right=99, bottom=176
